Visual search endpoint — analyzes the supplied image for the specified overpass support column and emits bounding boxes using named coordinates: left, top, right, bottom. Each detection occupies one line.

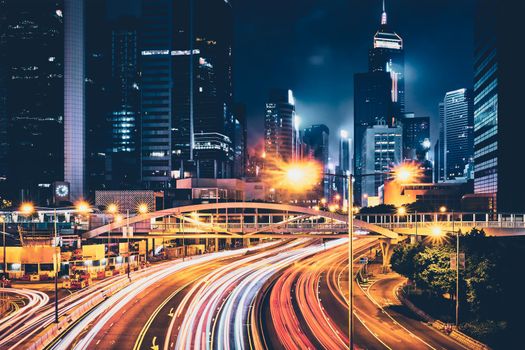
left=410, top=235, right=417, bottom=245
left=379, top=239, right=394, bottom=273
left=243, top=237, right=251, bottom=248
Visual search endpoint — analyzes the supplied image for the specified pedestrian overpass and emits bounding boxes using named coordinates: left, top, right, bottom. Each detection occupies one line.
left=82, top=202, right=403, bottom=267
left=356, top=212, right=525, bottom=237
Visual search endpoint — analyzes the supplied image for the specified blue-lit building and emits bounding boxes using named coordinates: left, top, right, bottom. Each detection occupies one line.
left=107, top=17, right=140, bottom=189
left=472, top=0, right=525, bottom=212
left=443, top=88, right=473, bottom=180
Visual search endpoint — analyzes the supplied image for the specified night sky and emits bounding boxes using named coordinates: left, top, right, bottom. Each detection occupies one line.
left=234, top=0, right=475, bottom=157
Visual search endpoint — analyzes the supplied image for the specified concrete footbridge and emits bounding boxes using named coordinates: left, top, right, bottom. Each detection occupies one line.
left=356, top=212, right=525, bottom=237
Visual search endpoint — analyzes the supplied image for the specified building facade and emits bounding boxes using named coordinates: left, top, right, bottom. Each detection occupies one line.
left=0, top=0, right=64, bottom=203
left=140, top=0, right=234, bottom=188
left=361, top=121, right=402, bottom=203
left=368, top=1, right=404, bottom=119
left=264, top=89, right=295, bottom=166
left=443, top=88, right=473, bottom=180
left=473, top=0, right=525, bottom=212
left=106, top=17, right=141, bottom=189
left=64, top=0, right=86, bottom=200
left=402, top=115, right=429, bottom=161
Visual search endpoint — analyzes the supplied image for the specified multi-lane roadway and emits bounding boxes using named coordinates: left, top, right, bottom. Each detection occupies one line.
left=0, top=236, right=471, bottom=350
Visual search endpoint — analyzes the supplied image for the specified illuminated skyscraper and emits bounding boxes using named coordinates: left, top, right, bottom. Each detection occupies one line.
left=368, top=0, right=404, bottom=119
left=472, top=0, right=525, bottom=211
left=107, top=17, right=140, bottom=189
left=141, top=0, right=234, bottom=188
left=303, top=124, right=329, bottom=199
left=64, top=0, right=86, bottom=200
left=443, top=88, right=473, bottom=180
left=264, top=89, right=295, bottom=165
left=361, top=121, right=402, bottom=203
left=0, top=0, right=64, bottom=201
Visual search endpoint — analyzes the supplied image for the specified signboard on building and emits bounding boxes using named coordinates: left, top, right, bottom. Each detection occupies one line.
left=82, top=244, right=105, bottom=261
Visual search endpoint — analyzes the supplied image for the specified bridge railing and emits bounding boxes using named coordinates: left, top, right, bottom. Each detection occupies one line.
left=356, top=212, right=525, bottom=229
left=148, top=222, right=349, bottom=232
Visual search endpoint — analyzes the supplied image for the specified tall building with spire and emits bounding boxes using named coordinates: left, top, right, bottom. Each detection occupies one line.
left=368, top=0, right=405, bottom=120
left=354, top=0, right=403, bottom=205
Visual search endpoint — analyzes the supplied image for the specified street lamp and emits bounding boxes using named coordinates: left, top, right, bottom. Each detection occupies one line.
left=137, top=204, right=149, bottom=263
left=19, top=202, right=35, bottom=217
left=1, top=216, right=6, bottom=280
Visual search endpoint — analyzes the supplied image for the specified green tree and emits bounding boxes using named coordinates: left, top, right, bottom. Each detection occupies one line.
left=414, top=246, right=455, bottom=297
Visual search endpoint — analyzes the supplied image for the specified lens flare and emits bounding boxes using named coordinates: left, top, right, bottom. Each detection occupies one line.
left=263, top=157, right=322, bottom=193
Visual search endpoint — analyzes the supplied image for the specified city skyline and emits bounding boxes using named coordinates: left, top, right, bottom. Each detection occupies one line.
left=235, top=0, right=475, bottom=153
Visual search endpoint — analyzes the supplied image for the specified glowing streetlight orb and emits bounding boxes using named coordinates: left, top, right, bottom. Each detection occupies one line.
left=328, top=205, right=336, bottom=213
left=266, top=159, right=321, bottom=193
left=287, top=167, right=306, bottom=183
left=397, top=207, right=406, bottom=215
left=439, top=206, right=447, bottom=213
left=431, top=226, right=443, bottom=237
left=75, top=200, right=91, bottom=214
left=107, top=203, right=119, bottom=214
left=19, top=202, right=35, bottom=216
left=335, top=194, right=341, bottom=201
left=391, top=162, right=421, bottom=184
left=320, top=198, right=327, bottom=205
left=137, top=203, right=149, bottom=214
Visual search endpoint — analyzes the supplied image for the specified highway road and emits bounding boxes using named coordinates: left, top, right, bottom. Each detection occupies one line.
left=175, top=238, right=345, bottom=350
left=0, top=288, right=48, bottom=334
left=257, top=237, right=381, bottom=350
left=365, top=269, right=467, bottom=350
left=47, top=240, right=283, bottom=350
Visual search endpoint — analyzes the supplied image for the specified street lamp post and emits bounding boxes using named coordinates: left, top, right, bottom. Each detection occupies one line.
left=126, top=209, right=131, bottom=281
left=436, top=207, right=460, bottom=328
left=1, top=217, right=6, bottom=277
left=347, top=173, right=354, bottom=350
left=53, top=208, right=59, bottom=323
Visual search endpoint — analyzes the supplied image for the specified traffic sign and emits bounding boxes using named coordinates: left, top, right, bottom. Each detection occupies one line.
left=450, top=253, right=465, bottom=269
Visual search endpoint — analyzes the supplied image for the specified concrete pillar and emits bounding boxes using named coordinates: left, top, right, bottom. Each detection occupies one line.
left=243, top=237, right=251, bottom=248
left=215, top=237, right=219, bottom=252
left=226, top=238, right=232, bottom=249
left=410, top=235, right=417, bottom=245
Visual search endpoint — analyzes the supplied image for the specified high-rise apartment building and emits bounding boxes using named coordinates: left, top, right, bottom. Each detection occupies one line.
left=264, top=89, right=295, bottom=165
left=0, top=0, right=64, bottom=202
left=443, top=88, right=473, bottom=180
left=472, top=0, right=525, bottom=212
